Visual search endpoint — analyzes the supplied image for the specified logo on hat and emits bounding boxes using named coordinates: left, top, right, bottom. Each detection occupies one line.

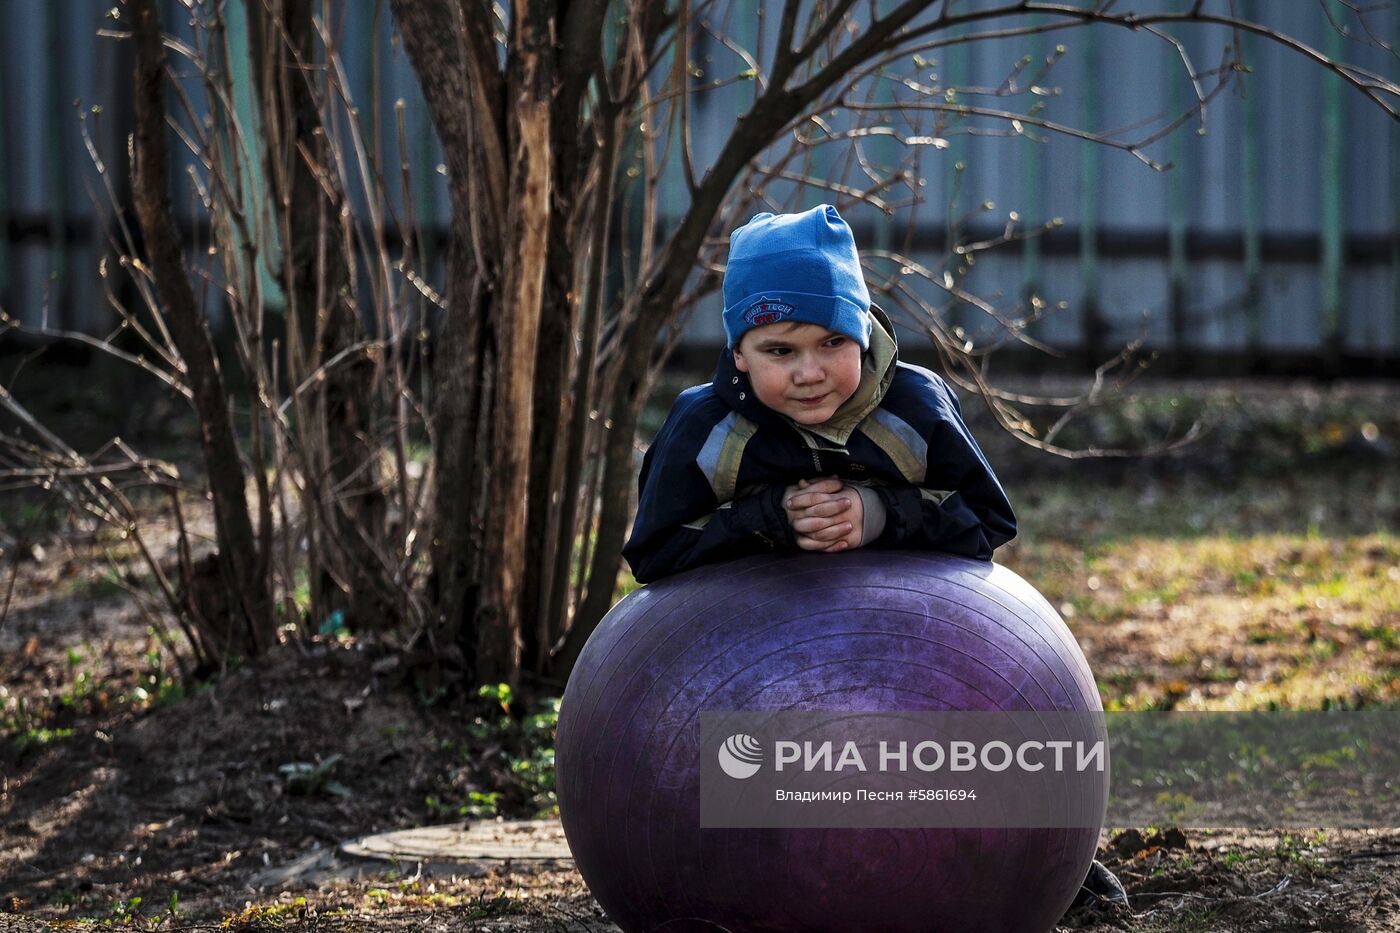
left=743, top=297, right=794, bottom=327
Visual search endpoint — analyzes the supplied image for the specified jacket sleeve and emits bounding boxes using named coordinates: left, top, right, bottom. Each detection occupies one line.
left=868, top=378, right=1016, bottom=561
left=623, top=397, right=796, bottom=584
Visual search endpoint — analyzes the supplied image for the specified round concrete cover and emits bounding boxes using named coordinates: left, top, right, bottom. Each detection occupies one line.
left=343, top=819, right=573, bottom=863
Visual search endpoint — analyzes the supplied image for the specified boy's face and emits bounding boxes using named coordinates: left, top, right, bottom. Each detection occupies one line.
left=732, top=321, right=863, bottom=425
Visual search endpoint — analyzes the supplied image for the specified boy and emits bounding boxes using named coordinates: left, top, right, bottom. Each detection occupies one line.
left=623, top=203, right=1016, bottom=584
left=622, top=204, right=1127, bottom=910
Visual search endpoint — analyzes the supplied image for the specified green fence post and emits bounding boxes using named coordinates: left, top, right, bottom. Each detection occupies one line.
left=1167, top=37, right=1188, bottom=365
left=45, top=0, right=70, bottom=324
left=225, top=0, right=285, bottom=309
left=1020, top=18, right=1044, bottom=314
left=412, top=83, right=437, bottom=279
left=0, top=36, right=10, bottom=313
left=869, top=0, right=895, bottom=257
left=944, top=30, right=969, bottom=339
left=1393, top=1, right=1400, bottom=356
left=1079, top=29, right=1102, bottom=364
left=1320, top=0, right=1345, bottom=366
left=1241, top=0, right=1263, bottom=362
left=368, top=0, right=383, bottom=171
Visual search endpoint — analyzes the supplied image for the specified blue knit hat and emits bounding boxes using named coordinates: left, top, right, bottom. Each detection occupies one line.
left=722, top=204, right=872, bottom=349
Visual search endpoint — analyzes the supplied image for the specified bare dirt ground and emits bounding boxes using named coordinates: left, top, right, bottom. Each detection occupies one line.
left=4, top=623, right=1399, bottom=933
left=3, top=377, right=1400, bottom=931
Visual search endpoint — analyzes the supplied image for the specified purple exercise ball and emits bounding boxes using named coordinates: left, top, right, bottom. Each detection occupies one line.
left=556, top=551, right=1104, bottom=933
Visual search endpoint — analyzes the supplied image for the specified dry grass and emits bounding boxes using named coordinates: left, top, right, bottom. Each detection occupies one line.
left=1001, top=469, right=1400, bottom=713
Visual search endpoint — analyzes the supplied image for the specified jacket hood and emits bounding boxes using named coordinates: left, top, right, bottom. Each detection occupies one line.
left=713, top=303, right=900, bottom=446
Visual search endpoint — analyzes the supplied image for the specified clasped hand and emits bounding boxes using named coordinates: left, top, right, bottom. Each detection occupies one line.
left=783, top=476, right=863, bottom=552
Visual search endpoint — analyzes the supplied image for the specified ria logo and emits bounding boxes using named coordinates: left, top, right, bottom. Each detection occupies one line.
left=718, top=733, right=764, bottom=779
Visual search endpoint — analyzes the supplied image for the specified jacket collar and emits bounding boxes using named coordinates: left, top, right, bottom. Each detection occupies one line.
left=713, top=304, right=900, bottom=446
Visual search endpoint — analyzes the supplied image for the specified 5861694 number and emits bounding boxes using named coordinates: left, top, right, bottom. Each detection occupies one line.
left=907, top=788, right=977, bottom=802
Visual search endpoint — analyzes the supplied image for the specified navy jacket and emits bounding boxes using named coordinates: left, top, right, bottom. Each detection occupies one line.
left=623, top=310, right=1016, bottom=583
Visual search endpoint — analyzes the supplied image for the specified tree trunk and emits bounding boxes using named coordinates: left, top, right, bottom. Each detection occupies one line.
left=520, top=0, right=615, bottom=680
left=520, top=178, right=576, bottom=679
left=394, top=0, right=556, bottom=688
left=128, top=0, right=272, bottom=658
left=478, top=1, right=554, bottom=686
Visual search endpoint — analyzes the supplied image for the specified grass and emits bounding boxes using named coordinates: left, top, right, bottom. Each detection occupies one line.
left=999, top=467, right=1400, bottom=711
left=1, top=640, right=190, bottom=757
left=1132, top=904, right=1228, bottom=932
left=71, top=568, right=135, bottom=602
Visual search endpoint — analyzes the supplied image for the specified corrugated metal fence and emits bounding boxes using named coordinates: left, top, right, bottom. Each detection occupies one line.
left=0, top=0, right=1395, bottom=368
